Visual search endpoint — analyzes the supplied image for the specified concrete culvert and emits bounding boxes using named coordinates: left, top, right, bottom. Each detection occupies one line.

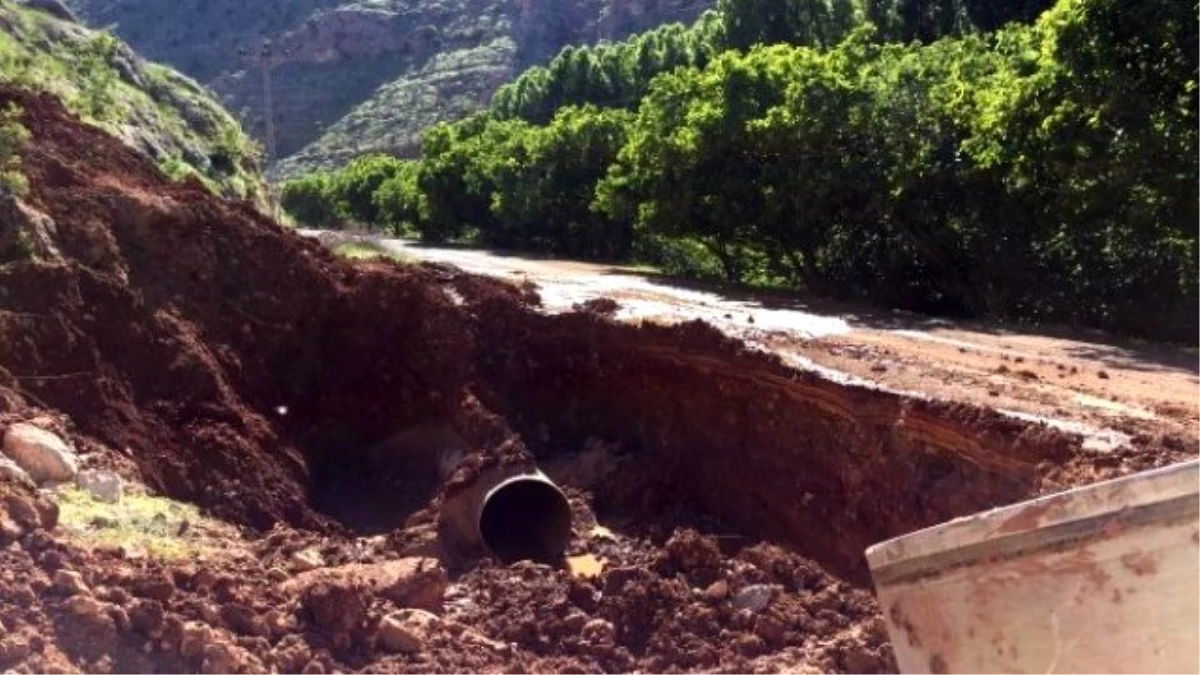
left=479, top=473, right=572, bottom=564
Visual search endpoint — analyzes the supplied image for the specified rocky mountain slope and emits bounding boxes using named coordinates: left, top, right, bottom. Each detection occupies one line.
left=63, top=0, right=713, bottom=177
left=0, top=0, right=264, bottom=202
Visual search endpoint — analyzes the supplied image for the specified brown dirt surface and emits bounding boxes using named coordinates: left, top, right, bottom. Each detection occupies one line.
left=0, top=86, right=1195, bottom=674
left=368, top=241, right=1199, bottom=458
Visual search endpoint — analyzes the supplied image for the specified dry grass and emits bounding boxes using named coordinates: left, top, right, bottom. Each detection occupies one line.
left=56, top=487, right=243, bottom=561
left=332, top=240, right=412, bottom=263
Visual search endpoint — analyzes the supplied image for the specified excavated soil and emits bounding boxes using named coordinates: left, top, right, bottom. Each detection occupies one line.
left=0, top=87, right=1194, bottom=674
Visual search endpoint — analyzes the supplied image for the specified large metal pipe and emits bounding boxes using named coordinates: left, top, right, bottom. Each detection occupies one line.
left=439, top=464, right=573, bottom=564
left=478, top=471, right=572, bottom=563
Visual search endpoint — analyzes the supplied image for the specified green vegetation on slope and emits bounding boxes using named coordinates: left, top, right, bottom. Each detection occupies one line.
left=0, top=100, right=29, bottom=195
left=283, top=0, right=1197, bottom=341
left=64, top=0, right=716, bottom=177
left=0, top=0, right=265, bottom=203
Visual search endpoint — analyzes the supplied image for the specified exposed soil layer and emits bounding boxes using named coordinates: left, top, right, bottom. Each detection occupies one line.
left=0, top=87, right=1193, bottom=673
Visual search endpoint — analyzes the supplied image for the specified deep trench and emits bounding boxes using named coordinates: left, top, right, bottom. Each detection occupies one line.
left=0, top=84, right=1155, bottom=641
left=278, top=308, right=1071, bottom=584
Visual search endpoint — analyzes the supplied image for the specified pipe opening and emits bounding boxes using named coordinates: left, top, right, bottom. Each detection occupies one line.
left=479, top=476, right=572, bottom=564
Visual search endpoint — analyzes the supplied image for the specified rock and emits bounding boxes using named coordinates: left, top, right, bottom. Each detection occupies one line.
left=299, top=581, right=370, bottom=636
left=263, top=609, right=292, bottom=638
left=76, top=470, right=123, bottom=504
left=110, top=46, right=146, bottom=88
left=2, top=423, right=77, bottom=484
left=17, top=0, right=78, bottom=23
left=95, top=585, right=131, bottom=605
left=0, top=635, right=30, bottom=662
left=220, top=603, right=267, bottom=637
left=581, top=618, right=616, bottom=647
left=289, top=547, right=323, bottom=572
left=110, top=604, right=131, bottom=632
left=664, top=528, right=722, bottom=572
left=731, top=584, right=777, bottom=613
left=301, top=659, right=325, bottom=674
left=376, top=610, right=434, bottom=654
left=0, top=514, right=23, bottom=542
left=179, top=621, right=214, bottom=659
left=285, top=557, right=448, bottom=612
left=61, top=595, right=116, bottom=631
left=0, top=458, right=33, bottom=487
left=131, top=572, right=175, bottom=602
left=129, top=599, right=165, bottom=636
left=460, top=628, right=511, bottom=655
left=0, top=194, right=60, bottom=263
left=563, top=611, right=588, bottom=633
left=2, top=492, right=41, bottom=532
left=704, top=579, right=729, bottom=601
left=839, top=642, right=883, bottom=674
left=265, top=567, right=289, bottom=583
left=753, top=615, right=786, bottom=645
left=201, top=642, right=243, bottom=674
left=160, top=615, right=186, bottom=652
left=375, top=608, right=471, bottom=655
left=52, top=569, right=89, bottom=596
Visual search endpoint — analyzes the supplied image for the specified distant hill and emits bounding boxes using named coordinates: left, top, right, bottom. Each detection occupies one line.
left=0, top=0, right=265, bottom=202
left=63, top=0, right=713, bottom=177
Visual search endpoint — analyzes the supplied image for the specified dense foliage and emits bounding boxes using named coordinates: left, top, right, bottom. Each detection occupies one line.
left=282, top=0, right=1197, bottom=340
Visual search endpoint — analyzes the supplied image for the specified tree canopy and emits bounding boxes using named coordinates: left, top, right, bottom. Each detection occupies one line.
left=282, top=0, right=1197, bottom=341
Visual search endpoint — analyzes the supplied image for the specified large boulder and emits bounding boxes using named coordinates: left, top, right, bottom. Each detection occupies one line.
left=2, top=423, right=77, bottom=484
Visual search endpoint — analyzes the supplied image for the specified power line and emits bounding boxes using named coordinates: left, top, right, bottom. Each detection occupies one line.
left=239, top=38, right=293, bottom=220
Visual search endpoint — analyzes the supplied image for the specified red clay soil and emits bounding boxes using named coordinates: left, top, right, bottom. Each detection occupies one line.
left=0, top=87, right=1193, bottom=673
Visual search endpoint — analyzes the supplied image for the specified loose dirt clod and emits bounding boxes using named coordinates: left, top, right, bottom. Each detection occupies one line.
left=0, top=86, right=1192, bottom=673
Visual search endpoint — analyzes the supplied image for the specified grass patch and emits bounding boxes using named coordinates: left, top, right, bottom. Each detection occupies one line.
left=56, top=486, right=242, bottom=561
left=332, top=240, right=412, bottom=263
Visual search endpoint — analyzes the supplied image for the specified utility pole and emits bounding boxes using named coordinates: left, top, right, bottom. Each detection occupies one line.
left=241, top=38, right=286, bottom=220
left=261, top=47, right=277, bottom=174
left=259, top=40, right=280, bottom=221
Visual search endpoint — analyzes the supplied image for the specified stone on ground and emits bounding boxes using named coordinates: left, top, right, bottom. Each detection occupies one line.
left=2, top=423, right=78, bottom=484
left=0, top=457, right=33, bottom=487
left=285, top=557, right=448, bottom=612
left=376, top=609, right=439, bottom=654
left=77, top=469, right=123, bottom=503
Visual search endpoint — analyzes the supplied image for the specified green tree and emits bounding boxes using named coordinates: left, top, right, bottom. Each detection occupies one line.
left=718, top=0, right=860, bottom=50
left=373, top=160, right=423, bottom=236
left=280, top=173, right=338, bottom=227
left=327, top=154, right=406, bottom=227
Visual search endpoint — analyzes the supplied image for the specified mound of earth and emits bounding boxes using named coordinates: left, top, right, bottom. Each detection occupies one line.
left=0, top=86, right=1191, bottom=673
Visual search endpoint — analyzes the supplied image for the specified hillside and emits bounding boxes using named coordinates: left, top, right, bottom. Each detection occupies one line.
left=0, top=0, right=264, bottom=202
left=63, top=0, right=713, bottom=177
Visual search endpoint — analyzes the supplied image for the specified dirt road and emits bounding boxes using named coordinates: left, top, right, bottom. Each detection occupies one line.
left=317, top=232, right=1199, bottom=454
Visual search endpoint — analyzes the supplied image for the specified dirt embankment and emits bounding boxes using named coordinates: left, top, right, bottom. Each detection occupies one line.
left=0, top=87, right=1192, bottom=673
